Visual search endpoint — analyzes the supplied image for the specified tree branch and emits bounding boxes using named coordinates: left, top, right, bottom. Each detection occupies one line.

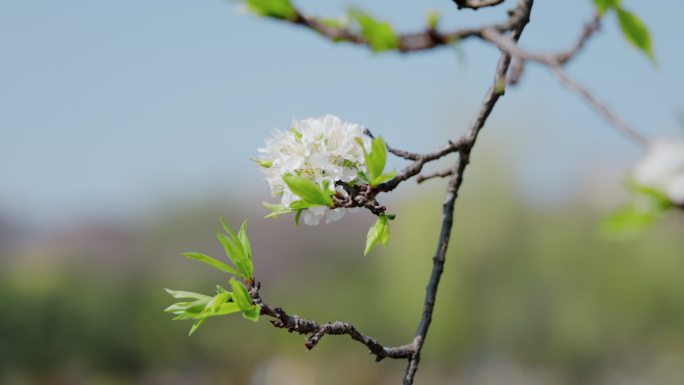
left=549, top=65, right=650, bottom=147
left=416, top=167, right=456, bottom=183
left=267, top=3, right=525, bottom=53
left=481, top=27, right=650, bottom=147
left=402, top=1, right=533, bottom=383
left=241, top=1, right=651, bottom=384
left=251, top=283, right=414, bottom=361
left=375, top=140, right=466, bottom=193
left=453, top=0, right=506, bottom=10
left=555, top=13, right=602, bottom=65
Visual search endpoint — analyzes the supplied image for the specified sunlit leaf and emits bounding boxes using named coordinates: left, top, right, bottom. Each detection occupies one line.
left=263, top=202, right=293, bottom=218
left=601, top=203, right=660, bottom=239
left=238, top=220, right=252, bottom=261
left=251, top=158, right=273, bottom=168
left=241, top=305, right=261, bottom=321
left=246, top=0, right=296, bottom=20
left=356, top=136, right=392, bottom=186
left=364, top=214, right=390, bottom=255
left=294, top=209, right=303, bottom=225
left=601, top=183, right=671, bottom=239
left=616, top=7, right=655, bottom=62
left=282, top=173, right=333, bottom=206
left=189, top=318, right=206, bottom=336
left=164, top=289, right=212, bottom=301
left=372, top=170, right=396, bottom=186
left=181, top=252, right=240, bottom=276
left=426, top=10, right=440, bottom=30
left=593, top=0, right=620, bottom=14
left=230, top=278, right=261, bottom=322
left=230, top=278, right=253, bottom=312
left=348, top=9, right=399, bottom=52
left=218, top=219, right=254, bottom=279
left=205, top=292, right=231, bottom=313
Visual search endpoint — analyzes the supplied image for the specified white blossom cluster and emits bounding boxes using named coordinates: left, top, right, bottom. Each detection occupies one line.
left=257, top=115, right=371, bottom=225
left=633, top=138, right=684, bottom=204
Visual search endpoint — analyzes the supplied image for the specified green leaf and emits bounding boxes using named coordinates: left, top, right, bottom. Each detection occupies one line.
left=230, top=278, right=260, bottom=322
left=189, top=318, right=206, bottom=336
left=364, top=214, right=390, bottom=255
left=251, top=158, right=273, bottom=168
left=357, top=170, right=370, bottom=184
left=206, top=303, right=241, bottom=317
left=230, top=278, right=253, bottom=312
left=291, top=127, right=303, bottom=140
left=601, top=182, right=672, bottom=239
left=282, top=174, right=333, bottom=206
left=348, top=9, right=399, bottom=52
left=217, top=219, right=253, bottom=279
left=294, top=209, right=303, bottom=225
left=601, top=203, right=660, bottom=239
left=165, top=286, right=243, bottom=336
left=593, top=0, right=620, bottom=14
left=263, top=202, right=293, bottom=218
left=426, top=10, right=439, bottom=30
left=616, top=7, right=655, bottom=62
left=369, top=136, right=387, bottom=180
left=242, top=305, right=261, bottom=322
left=175, top=303, right=242, bottom=320
left=627, top=180, right=673, bottom=209
left=238, top=220, right=252, bottom=261
left=357, top=136, right=390, bottom=186
left=181, top=252, right=240, bottom=276
left=205, top=292, right=231, bottom=313
left=164, top=289, right=212, bottom=301
left=289, top=200, right=318, bottom=210
left=246, top=0, right=296, bottom=20
left=372, top=170, right=396, bottom=186
left=165, top=301, right=198, bottom=314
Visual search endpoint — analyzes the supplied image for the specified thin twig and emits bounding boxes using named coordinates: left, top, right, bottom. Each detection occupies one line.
left=481, top=28, right=650, bottom=147
left=454, top=0, right=506, bottom=10
left=364, top=129, right=422, bottom=161
left=416, top=168, right=456, bottom=183
left=402, top=1, right=533, bottom=383
left=375, top=140, right=466, bottom=193
left=277, top=6, right=517, bottom=53
left=556, top=13, right=602, bottom=65
left=481, top=13, right=601, bottom=65
left=550, top=65, right=650, bottom=147
left=252, top=285, right=414, bottom=361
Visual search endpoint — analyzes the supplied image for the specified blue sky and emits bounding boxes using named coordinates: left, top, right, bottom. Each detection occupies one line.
left=1, top=0, right=683, bottom=228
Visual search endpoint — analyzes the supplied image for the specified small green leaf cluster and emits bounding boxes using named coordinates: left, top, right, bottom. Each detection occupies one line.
left=348, top=9, right=399, bottom=52
left=594, top=0, right=655, bottom=62
left=245, top=0, right=296, bottom=20
left=356, top=135, right=397, bottom=255
left=242, top=0, right=401, bottom=53
left=356, top=136, right=396, bottom=187
left=165, top=220, right=260, bottom=335
left=364, top=213, right=391, bottom=255
left=601, top=181, right=674, bottom=239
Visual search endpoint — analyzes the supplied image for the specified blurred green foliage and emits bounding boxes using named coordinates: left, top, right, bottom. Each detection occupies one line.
left=1, top=171, right=683, bottom=384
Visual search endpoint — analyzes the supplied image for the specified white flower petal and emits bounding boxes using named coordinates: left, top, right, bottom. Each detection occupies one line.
left=258, top=115, right=370, bottom=225
left=666, top=175, right=684, bottom=204
left=634, top=139, right=684, bottom=188
left=633, top=138, right=684, bottom=205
